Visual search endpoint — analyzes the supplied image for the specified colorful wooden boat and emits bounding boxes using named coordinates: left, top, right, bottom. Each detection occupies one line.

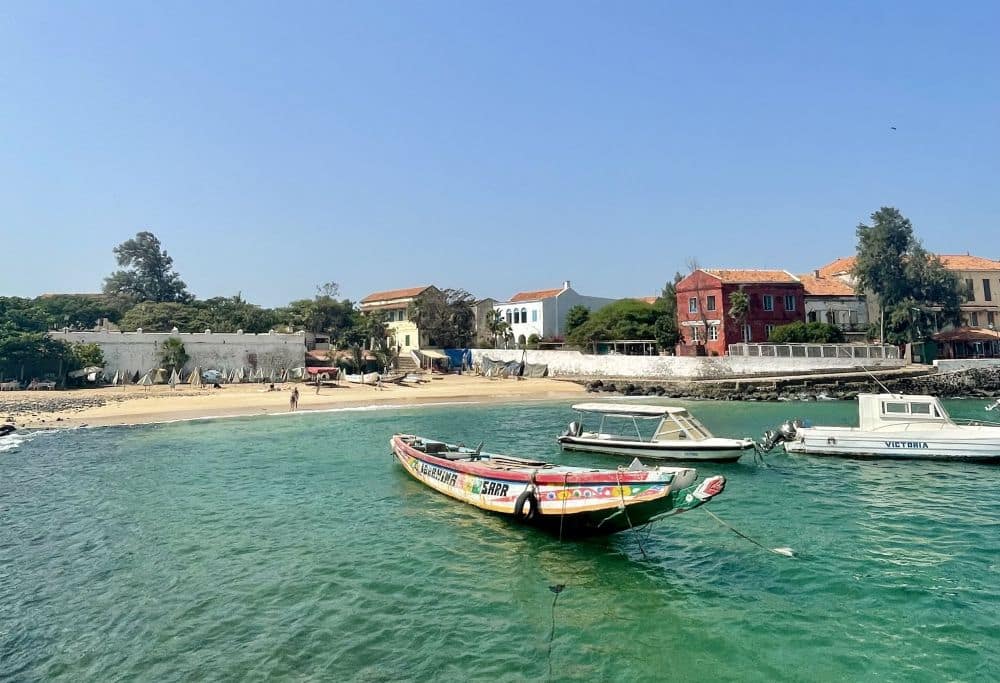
left=391, top=434, right=726, bottom=537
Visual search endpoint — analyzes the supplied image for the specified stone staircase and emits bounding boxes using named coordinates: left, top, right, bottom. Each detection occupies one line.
left=396, top=353, right=419, bottom=373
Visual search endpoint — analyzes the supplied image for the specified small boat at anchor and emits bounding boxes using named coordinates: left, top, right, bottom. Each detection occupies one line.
left=758, top=393, right=1000, bottom=462
left=390, top=433, right=726, bottom=537
left=557, top=403, right=755, bottom=463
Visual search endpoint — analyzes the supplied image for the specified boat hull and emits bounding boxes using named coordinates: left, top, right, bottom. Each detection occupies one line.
left=391, top=435, right=725, bottom=537
left=557, top=435, right=751, bottom=463
left=784, top=427, right=1000, bottom=462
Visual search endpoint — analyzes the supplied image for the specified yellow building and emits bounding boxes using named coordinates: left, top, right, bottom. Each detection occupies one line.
left=359, top=285, right=437, bottom=351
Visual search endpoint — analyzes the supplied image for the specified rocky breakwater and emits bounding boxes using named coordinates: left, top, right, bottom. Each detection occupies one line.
left=582, top=367, right=1000, bottom=402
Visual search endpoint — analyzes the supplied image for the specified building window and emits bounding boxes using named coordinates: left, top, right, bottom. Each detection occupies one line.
left=706, top=296, right=716, bottom=312
left=521, top=307, right=527, bottom=323
left=783, top=295, right=796, bottom=311
left=742, top=324, right=752, bottom=342
left=984, top=279, right=992, bottom=302
left=691, top=326, right=701, bottom=342
left=405, top=334, right=411, bottom=346
left=708, top=325, right=718, bottom=341
left=971, top=312, right=979, bottom=327
left=688, top=297, right=698, bottom=313
left=506, top=310, right=512, bottom=324
left=966, top=279, right=975, bottom=300
left=765, top=324, right=775, bottom=339
left=763, top=295, right=773, bottom=311
left=531, top=309, right=537, bottom=322
left=513, top=309, right=521, bottom=324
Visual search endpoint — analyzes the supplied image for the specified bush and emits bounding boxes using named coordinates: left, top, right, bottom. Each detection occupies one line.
left=527, top=333, right=540, bottom=349
left=769, top=321, right=845, bottom=343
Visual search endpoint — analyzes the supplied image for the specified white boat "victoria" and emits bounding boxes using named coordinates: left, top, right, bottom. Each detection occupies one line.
left=759, top=393, right=1000, bottom=462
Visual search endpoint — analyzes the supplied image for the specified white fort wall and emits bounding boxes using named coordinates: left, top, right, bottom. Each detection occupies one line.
left=49, top=330, right=306, bottom=374
left=472, top=349, right=906, bottom=380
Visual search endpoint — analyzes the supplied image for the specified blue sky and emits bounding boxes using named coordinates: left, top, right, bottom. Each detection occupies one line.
left=2, top=1, right=998, bottom=306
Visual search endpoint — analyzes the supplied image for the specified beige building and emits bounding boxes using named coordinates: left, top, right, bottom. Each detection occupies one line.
left=359, top=285, right=438, bottom=351
left=818, top=253, right=1000, bottom=329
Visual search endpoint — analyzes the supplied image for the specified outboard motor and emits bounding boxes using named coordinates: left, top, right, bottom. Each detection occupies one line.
left=757, top=419, right=802, bottom=453
left=562, top=421, right=582, bottom=438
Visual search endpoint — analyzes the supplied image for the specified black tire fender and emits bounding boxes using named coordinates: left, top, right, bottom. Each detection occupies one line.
left=513, top=489, right=539, bottom=522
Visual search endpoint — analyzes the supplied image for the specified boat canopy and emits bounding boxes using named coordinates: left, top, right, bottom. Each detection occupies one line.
left=571, top=403, right=688, bottom=418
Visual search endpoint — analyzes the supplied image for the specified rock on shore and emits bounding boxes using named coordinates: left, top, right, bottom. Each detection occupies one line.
left=581, top=367, right=1000, bottom=402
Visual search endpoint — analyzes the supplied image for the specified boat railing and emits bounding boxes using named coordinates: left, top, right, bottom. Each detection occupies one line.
left=952, top=418, right=1000, bottom=428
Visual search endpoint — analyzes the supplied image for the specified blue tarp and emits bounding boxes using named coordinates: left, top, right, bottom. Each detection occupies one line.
left=444, top=348, right=472, bottom=369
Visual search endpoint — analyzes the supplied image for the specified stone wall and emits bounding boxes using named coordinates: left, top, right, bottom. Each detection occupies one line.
left=932, top=358, right=1000, bottom=374
left=49, top=330, right=306, bottom=374
left=471, top=348, right=907, bottom=380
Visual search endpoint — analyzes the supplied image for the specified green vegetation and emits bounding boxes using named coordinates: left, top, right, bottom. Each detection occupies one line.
left=70, top=343, right=105, bottom=369
left=852, top=208, right=962, bottom=343
left=768, top=321, right=845, bottom=343
left=567, top=299, right=663, bottom=352
left=159, top=337, right=190, bottom=374
left=103, top=231, right=192, bottom=303
left=484, top=309, right=511, bottom=348
left=407, top=288, right=476, bottom=349
left=564, top=305, right=590, bottom=335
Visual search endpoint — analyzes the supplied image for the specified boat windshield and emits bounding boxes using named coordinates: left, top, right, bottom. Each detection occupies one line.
left=652, top=411, right=711, bottom=441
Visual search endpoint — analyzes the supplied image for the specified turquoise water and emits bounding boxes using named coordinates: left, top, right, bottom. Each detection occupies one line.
left=2, top=399, right=998, bottom=682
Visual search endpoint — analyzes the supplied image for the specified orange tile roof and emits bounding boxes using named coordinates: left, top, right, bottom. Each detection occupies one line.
left=702, top=269, right=800, bottom=284
left=936, top=254, right=1000, bottom=270
left=797, top=274, right=856, bottom=296
left=816, top=257, right=856, bottom=278
left=509, top=287, right=565, bottom=302
left=360, top=285, right=431, bottom=304
left=817, top=253, right=1000, bottom=276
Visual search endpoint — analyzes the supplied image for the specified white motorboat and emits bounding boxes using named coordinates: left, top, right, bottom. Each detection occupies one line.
left=557, top=403, right=755, bottom=463
left=759, top=393, right=1000, bottom=462
left=344, top=372, right=381, bottom=385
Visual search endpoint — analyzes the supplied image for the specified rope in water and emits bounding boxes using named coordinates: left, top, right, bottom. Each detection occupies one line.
left=547, top=584, right=565, bottom=682
left=703, top=508, right=795, bottom=557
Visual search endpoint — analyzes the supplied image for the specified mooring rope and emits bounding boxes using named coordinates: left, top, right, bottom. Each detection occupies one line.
left=558, top=473, right=569, bottom=542
left=703, top=508, right=795, bottom=557
left=615, top=470, right=648, bottom=559
left=547, top=583, right=565, bottom=682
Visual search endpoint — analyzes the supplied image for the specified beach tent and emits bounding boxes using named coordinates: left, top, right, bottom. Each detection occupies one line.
left=153, top=368, right=167, bottom=384
left=110, top=370, right=121, bottom=386
left=168, top=369, right=180, bottom=389
left=138, top=372, right=153, bottom=388
left=189, top=366, right=203, bottom=386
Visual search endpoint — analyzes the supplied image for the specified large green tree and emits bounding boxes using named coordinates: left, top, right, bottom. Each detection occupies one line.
left=567, top=299, right=661, bottom=351
left=103, top=231, right=192, bottom=303
left=565, top=305, right=591, bottom=335
left=408, top=288, right=476, bottom=348
left=852, top=208, right=962, bottom=343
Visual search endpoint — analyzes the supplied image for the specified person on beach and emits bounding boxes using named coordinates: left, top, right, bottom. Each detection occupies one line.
left=289, top=386, right=299, bottom=411
left=315, top=376, right=321, bottom=394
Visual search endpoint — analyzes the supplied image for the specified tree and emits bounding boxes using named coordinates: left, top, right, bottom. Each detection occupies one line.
left=651, top=274, right=684, bottom=352
left=70, top=342, right=105, bottom=369
left=728, top=289, right=750, bottom=337
left=0, top=330, right=73, bottom=381
left=407, top=288, right=476, bottom=348
left=277, top=283, right=357, bottom=345
left=769, top=321, right=845, bottom=343
left=852, top=208, right=962, bottom=343
left=565, top=305, right=591, bottom=335
left=485, top=309, right=510, bottom=348
left=567, top=299, right=660, bottom=351
left=121, top=302, right=210, bottom=331
left=103, top=231, right=192, bottom=303
left=159, top=337, right=190, bottom=373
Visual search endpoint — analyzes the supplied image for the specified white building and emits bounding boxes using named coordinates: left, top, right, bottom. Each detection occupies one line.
left=798, top=272, right=868, bottom=340
left=494, top=281, right=615, bottom=345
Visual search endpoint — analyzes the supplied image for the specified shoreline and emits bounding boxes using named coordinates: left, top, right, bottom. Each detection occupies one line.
left=1, top=375, right=587, bottom=431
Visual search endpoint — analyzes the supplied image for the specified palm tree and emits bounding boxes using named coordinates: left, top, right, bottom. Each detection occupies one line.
left=486, top=309, right=510, bottom=348
left=159, top=337, right=189, bottom=374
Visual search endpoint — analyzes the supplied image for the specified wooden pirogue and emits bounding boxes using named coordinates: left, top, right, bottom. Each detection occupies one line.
left=391, top=434, right=726, bottom=537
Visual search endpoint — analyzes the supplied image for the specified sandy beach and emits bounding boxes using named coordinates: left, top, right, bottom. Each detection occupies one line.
left=0, top=375, right=586, bottom=429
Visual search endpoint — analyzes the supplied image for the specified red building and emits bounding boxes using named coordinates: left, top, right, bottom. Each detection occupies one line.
left=675, top=269, right=806, bottom=355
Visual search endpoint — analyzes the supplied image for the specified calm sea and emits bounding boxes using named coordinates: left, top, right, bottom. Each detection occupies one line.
left=1, top=399, right=998, bottom=682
